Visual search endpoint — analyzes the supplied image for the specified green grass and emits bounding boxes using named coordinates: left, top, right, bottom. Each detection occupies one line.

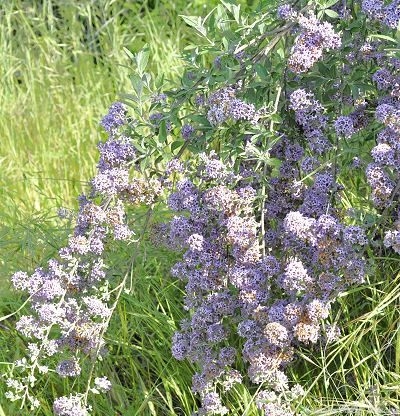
left=0, top=1, right=399, bottom=415
left=0, top=0, right=221, bottom=223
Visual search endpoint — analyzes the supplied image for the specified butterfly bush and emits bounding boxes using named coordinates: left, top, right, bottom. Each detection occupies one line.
left=159, top=87, right=367, bottom=413
left=369, top=66, right=400, bottom=253
left=7, top=103, right=161, bottom=413
left=4, top=0, right=400, bottom=415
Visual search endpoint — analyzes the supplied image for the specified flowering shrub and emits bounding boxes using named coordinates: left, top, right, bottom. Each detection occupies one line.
left=5, top=104, right=163, bottom=414
left=3, top=0, right=400, bottom=415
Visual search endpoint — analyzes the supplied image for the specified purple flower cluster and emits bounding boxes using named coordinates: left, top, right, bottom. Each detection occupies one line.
left=366, top=64, right=400, bottom=253
left=206, top=84, right=259, bottom=126
left=346, top=39, right=384, bottom=64
left=264, top=179, right=365, bottom=347
left=53, top=395, right=88, bottom=416
left=97, top=135, right=136, bottom=172
left=157, top=126, right=367, bottom=414
left=158, top=156, right=263, bottom=413
left=288, top=12, right=341, bottom=74
left=92, top=129, right=161, bottom=204
left=366, top=66, right=400, bottom=210
left=7, top=103, right=162, bottom=411
left=334, top=115, right=355, bottom=138
left=384, top=223, right=400, bottom=254
left=100, top=102, right=126, bottom=134
left=151, top=92, right=167, bottom=104
left=373, top=68, right=394, bottom=91
left=255, top=389, right=299, bottom=415
left=277, top=4, right=297, bottom=21
left=289, top=89, right=331, bottom=153
left=199, top=151, right=233, bottom=181
left=333, top=103, right=369, bottom=138
left=366, top=163, right=395, bottom=207
left=362, top=0, right=400, bottom=29
left=149, top=111, right=172, bottom=132
left=256, top=134, right=365, bottom=414
left=181, top=123, right=195, bottom=140
left=243, top=82, right=368, bottom=409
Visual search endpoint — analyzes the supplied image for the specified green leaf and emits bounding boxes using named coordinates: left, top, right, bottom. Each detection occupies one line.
left=132, top=142, right=146, bottom=154
left=158, top=121, right=168, bottom=143
left=186, top=115, right=211, bottom=126
left=123, top=47, right=135, bottom=62
left=318, top=62, right=333, bottom=78
left=276, top=46, right=285, bottom=59
left=255, top=63, right=268, bottom=79
left=265, top=157, right=281, bottom=168
left=220, top=0, right=241, bottom=24
left=130, top=74, right=143, bottom=97
left=136, top=45, right=150, bottom=77
left=119, top=93, right=137, bottom=102
left=180, top=15, right=207, bottom=37
left=350, top=83, right=374, bottom=99
left=368, top=34, right=397, bottom=43
left=270, top=113, right=282, bottom=123
left=222, top=37, right=229, bottom=51
left=321, top=0, right=339, bottom=8
left=154, top=154, right=164, bottom=165
left=171, top=140, right=184, bottom=154
left=324, top=9, right=339, bottom=18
